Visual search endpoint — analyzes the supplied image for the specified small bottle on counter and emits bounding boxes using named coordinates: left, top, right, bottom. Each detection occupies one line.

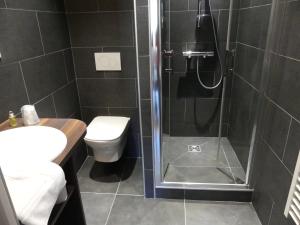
left=8, top=111, right=17, bottom=127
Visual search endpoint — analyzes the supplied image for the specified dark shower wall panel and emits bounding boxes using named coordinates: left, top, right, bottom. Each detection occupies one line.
left=0, top=1, right=80, bottom=122
left=66, top=0, right=141, bottom=158
left=252, top=1, right=300, bottom=224
left=165, top=0, right=239, bottom=137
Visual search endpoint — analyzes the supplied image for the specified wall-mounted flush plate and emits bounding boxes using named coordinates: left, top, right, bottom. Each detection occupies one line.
left=94, top=52, right=121, bottom=71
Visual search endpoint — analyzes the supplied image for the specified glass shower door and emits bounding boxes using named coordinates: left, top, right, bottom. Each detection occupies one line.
left=160, top=0, right=245, bottom=185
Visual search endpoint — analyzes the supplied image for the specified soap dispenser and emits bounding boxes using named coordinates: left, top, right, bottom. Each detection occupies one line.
left=8, top=111, right=17, bottom=127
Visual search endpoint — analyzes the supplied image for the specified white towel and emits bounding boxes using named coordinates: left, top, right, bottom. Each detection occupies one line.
left=1, top=160, right=66, bottom=225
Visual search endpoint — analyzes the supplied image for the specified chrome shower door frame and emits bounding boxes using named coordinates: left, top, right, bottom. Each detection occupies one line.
left=149, top=0, right=254, bottom=191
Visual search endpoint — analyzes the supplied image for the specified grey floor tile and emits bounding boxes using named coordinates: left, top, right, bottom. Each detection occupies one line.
left=78, top=157, right=122, bottom=193
left=81, top=193, right=115, bottom=225
left=106, top=195, right=185, bottom=225
left=164, top=165, right=235, bottom=184
left=185, top=201, right=262, bottom=225
left=118, top=158, right=144, bottom=195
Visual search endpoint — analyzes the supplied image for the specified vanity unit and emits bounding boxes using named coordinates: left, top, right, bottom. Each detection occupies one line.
left=0, top=119, right=87, bottom=225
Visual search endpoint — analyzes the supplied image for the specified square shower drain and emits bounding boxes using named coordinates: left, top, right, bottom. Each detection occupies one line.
left=188, top=145, right=202, bottom=153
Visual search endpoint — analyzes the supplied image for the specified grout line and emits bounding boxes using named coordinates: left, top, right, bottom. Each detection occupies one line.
left=281, top=117, right=292, bottom=160
left=0, top=7, right=65, bottom=13
left=270, top=50, right=300, bottom=63
left=35, top=12, right=45, bottom=55
left=267, top=201, right=275, bottom=225
left=104, top=179, right=121, bottom=225
left=239, top=3, right=272, bottom=10
left=236, top=41, right=265, bottom=51
left=77, top=156, right=90, bottom=175
left=81, top=192, right=115, bottom=195
left=18, top=62, right=31, bottom=104
left=264, top=94, right=300, bottom=125
left=51, top=94, right=58, bottom=117
left=261, top=136, right=293, bottom=175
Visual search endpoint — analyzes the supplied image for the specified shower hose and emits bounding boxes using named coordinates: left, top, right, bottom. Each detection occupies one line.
left=196, top=0, right=223, bottom=90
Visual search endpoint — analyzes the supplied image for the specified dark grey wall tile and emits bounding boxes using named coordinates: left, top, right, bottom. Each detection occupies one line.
left=136, top=6, right=149, bottom=56
left=283, top=119, right=300, bottom=173
left=0, top=0, right=5, bottom=8
left=38, top=12, right=70, bottom=53
left=77, top=78, right=137, bottom=107
left=81, top=107, right=109, bottom=124
left=234, top=43, right=264, bottom=89
left=64, top=0, right=98, bottom=12
left=144, top=169, right=154, bottom=198
left=237, top=5, right=271, bottom=49
left=98, top=0, right=134, bottom=11
left=239, top=0, right=251, bottom=8
left=72, top=47, right=104, bottom=78
left=141, top=100, right=152, bottom=136
left=253, top=139, right=292, bottom=216
left=68, top=12, right=134, bottom=47
left=0, top=63, right=29, bottom=122
left=251, top=0, right=272, bottom=7
left=0, top=9, right=43, bottom=64
left=261, top=99, right=291, bottom=159
left=266, top=54, right=300, bottom=121
left=139, top=56, right=150, bottom=99
left=253, top=185, right=274, bottom=225
left=170, top=0, right=188, bottom=11
left=5, top=0, right=59, bottom=11
left=21, top=52, right=68, bottom=103
left=34, top=96, right=56, bottom=118
left=268, top=204, right=295, bottom=225
left=103, top=47, right=137, bottom=78
left=136, top=0, right=148, bottom=7
left=143, top=137, right=153, bottom=170
left=64, top=49, right=75, bottom=81
left=273, top=0, right=300, bottom=60
left=53, top=81, right=79, bottom=117
left=189, top=0, right=237, bottom=10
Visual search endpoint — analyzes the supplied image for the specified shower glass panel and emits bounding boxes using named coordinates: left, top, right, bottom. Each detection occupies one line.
left=159, top=0, right=250, bottom=186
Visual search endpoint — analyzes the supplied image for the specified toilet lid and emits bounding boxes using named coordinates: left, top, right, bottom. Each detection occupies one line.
left=85, top=116, right=130, bottom=141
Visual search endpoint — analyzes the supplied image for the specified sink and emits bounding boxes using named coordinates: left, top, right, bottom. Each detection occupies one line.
left=0, top=126, right=67, bottom=163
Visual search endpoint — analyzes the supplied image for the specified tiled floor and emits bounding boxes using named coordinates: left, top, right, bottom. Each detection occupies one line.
left=162, top=137, right=246, bottom=184
left=77, top=156, right=261, bottom=225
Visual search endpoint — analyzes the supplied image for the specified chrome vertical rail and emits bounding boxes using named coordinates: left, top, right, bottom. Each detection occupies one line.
left=149, top=0, right=162, bottom=186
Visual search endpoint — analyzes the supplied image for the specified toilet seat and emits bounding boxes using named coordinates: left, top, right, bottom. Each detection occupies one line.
left=84, top=116, right=130, bottom=142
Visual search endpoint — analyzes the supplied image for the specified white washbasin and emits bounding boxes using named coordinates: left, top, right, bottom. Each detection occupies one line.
left=0, top=126, right=67, bottom=164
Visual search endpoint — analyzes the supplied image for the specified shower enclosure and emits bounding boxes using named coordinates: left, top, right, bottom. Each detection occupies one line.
left=150, top=0, right=258, bottom=190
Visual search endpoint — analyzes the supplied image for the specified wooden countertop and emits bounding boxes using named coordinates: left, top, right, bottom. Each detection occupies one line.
left=0, top=118, right=87, bottom=165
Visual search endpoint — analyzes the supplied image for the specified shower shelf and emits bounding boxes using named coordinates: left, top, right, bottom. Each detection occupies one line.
left=182, top=50, right=214, bottom=58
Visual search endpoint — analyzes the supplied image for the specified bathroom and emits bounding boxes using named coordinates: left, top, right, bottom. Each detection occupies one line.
left=0, top=0, right=299, bottom=224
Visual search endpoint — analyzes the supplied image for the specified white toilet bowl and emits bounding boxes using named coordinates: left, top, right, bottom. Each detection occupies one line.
left=84, top=116, right=130, bottom=162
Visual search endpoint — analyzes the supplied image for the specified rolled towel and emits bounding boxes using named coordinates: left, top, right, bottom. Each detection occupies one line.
left=1, top=161, right=66, bottom=225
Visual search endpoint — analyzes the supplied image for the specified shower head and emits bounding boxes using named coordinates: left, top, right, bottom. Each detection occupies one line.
left=196, top=0, right=210, bottom=28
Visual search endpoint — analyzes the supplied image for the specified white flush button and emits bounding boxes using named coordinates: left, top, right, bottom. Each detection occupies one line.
left=94, top=52, right=121, bottom=71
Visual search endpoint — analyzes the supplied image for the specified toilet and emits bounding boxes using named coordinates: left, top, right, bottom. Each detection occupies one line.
left=84, top=116, right=130, bottom=162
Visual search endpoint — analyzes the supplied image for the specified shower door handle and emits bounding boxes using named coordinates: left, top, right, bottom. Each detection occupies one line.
left=163, top=50, right=174, bottom=72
